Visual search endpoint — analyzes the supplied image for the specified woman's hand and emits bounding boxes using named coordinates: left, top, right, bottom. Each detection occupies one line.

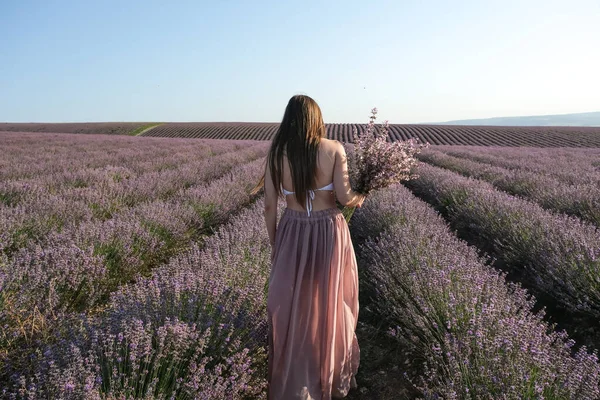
left=355, top=193, right=367, bottom=208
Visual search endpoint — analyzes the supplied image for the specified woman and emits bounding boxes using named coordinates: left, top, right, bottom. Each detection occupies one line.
left=255, top=94, right=366, bottom=399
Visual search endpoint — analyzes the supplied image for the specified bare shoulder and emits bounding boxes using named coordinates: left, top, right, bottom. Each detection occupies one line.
left=320, top=138, right=343, bottom=153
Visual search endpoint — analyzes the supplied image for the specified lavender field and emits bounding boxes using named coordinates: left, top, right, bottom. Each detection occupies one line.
left=1, top=131, right=600, bottom=399
left=3, top=122, right=600, bottom=147
left=0, top=123, right=156, bottom=136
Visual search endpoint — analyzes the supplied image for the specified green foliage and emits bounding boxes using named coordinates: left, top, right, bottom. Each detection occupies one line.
left=128, top=123, right=163, bottom=136
left=7, top=219, right=44, bottom=257
left=94, top=239, right=124, bottom=278
left=190, top=203, right=219, bottom=235
left=68, top=178, right=88, bottom=188
left=0, top=191, right=21, bottom=206
left=89, top=201, right=121, bottom=221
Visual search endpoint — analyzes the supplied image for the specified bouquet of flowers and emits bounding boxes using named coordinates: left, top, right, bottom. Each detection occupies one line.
left=342, top=107, right=430, bottom=223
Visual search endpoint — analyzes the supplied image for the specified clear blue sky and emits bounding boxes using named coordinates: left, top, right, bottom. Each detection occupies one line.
left=1, top=0, right=599, bottom=123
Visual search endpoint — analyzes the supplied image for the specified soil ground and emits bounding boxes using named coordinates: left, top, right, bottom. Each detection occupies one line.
left=344, top=321, right=418, bottom=400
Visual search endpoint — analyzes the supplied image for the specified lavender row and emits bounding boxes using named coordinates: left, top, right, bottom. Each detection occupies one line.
left=6, top=197, right=283, bottom=399
left=0, top=131, right=258, bottom=181
left=437, top=145, right=600, bottom=186
left=402, top=162, right=600, bottom=346
left=5, top=122, right=600, bottom=147
left=350, top=183, right=600, bottom=399
left=140, top=123, right=600, bottom=147
left=0, top=142, right=269, bottom=258
left=0, top=123, right=150, bottom=136
left=418, top=149, right=600, bottom=226
left=0, top=134, right=264, bottom=213
left=0, top=157, right=269, bottom=371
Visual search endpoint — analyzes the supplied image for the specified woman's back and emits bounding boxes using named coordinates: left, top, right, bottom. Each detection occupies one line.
left=281, top=138, right=359, bottom=214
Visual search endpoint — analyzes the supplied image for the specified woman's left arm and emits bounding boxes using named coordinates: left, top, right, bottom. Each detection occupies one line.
left=263, top=161, right=278, bottom=248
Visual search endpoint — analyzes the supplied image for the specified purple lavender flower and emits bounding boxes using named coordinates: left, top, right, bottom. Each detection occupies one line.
left=342, top=108, right=429, bottom=222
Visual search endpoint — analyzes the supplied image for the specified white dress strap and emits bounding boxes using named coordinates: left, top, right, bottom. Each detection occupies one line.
left=281, top=183, right=333, bottom=216
left=317, top=182, right=334, bottom=191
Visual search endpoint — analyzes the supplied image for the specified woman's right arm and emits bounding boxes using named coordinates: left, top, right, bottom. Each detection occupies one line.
left=333, top=141, right=366, bottom=208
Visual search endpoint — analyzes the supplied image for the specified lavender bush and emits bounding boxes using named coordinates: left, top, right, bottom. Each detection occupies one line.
left=7, top=198, right=284, bottom=399
left=0, top=158, right=268, bottom=375
left=418, top=148, right=600, bottom=226
left=10, top=318, right=262, bottom=399
left=351, top=184, right=600, bottom=399
left=0, top=132, right=270, bottom=383
left=440, top=146, right=600, bottom=187
left=403, top=162, right=600, bottom=347
left=0, top=132, right=251, bottom=182
left=1, top=142, right=267, bottom=256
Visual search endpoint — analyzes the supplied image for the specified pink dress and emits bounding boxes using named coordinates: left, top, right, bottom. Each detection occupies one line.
left=267, top=184, right=360, bottom=399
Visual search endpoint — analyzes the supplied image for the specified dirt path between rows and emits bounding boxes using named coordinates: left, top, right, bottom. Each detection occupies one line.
left=345, top=320, right=418, bottom=399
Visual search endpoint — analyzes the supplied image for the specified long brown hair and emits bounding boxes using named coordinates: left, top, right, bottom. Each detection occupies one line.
left=251, top=95, right=327, bottom=210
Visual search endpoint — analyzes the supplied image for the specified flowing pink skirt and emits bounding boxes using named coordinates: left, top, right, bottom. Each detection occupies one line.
left=267, top=207, right=360, bottom=400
